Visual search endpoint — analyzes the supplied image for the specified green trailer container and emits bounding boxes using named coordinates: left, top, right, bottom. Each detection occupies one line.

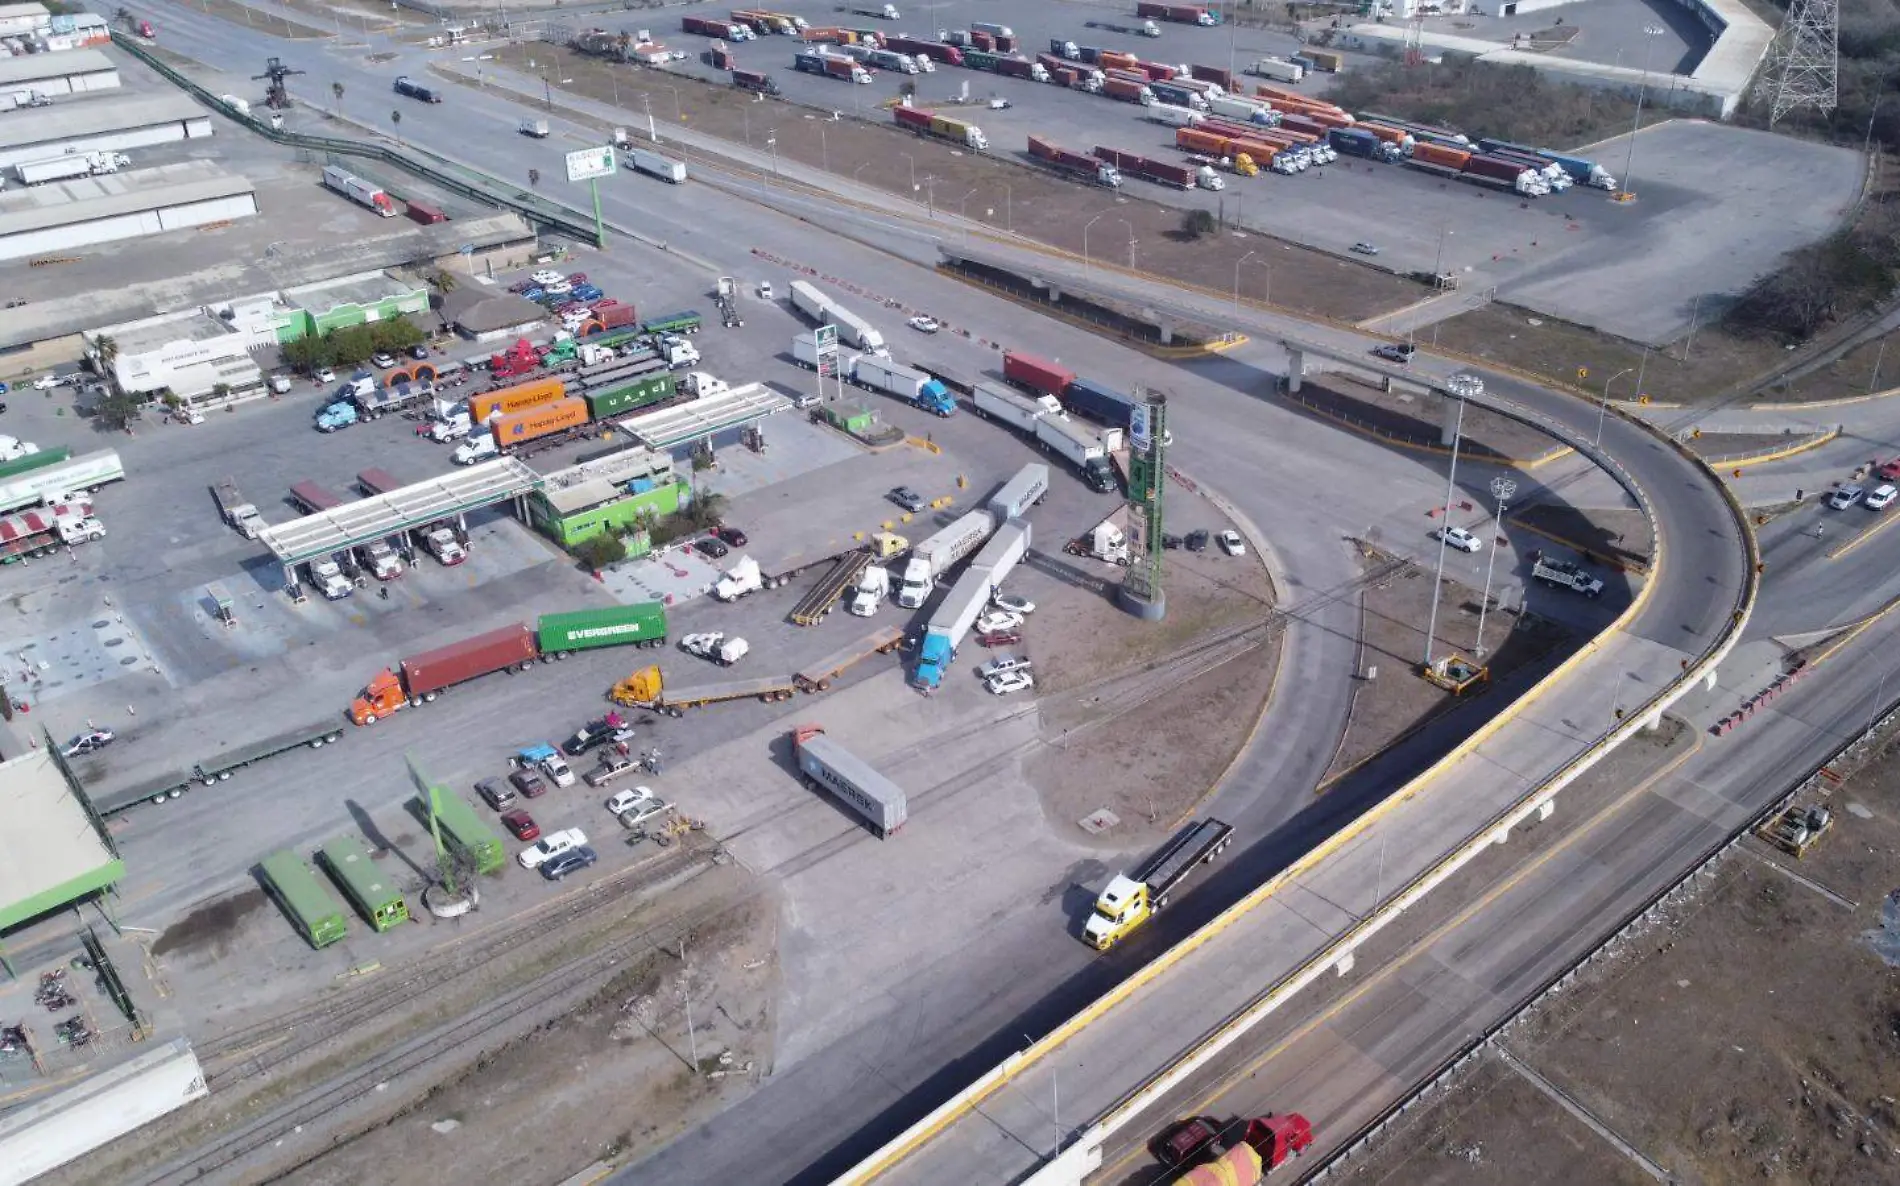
left=580, top=326, right=645, bottom=352
left=318, top=835, right=410, bottom=932
left=425, top=793, right=505, bottom=875
left=583, top=373, right=676, bottom=419
left=0, top=447, right=71, bottom=482
left=259, top=849, right=350, bottom=948
left=536, top=602, right=669, bottom=655
left=640, top=309, right=702, bottom=336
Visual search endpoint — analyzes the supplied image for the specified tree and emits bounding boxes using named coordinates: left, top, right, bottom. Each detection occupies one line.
left=683, top=488, right=728, bottom=530
left=94, top=389, right=145, bottom=431
left=332, top=80, right=344, bottom=118
left=574, top=534, right=627, bottom=571
left=1179, top=209, right=1217, bottom=241
left=91, top=334, right=118, bottom=386
left=428, top=269, right=458, bottom=297
left=390, top=108, right=402, bottom=144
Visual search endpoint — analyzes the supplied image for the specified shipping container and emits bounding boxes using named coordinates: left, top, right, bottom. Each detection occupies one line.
left=319, top=835, right=409, bottom=931
left=1307, top=49, right=1342, bottom=72
left=405, top=200, right=448, bottom=224
left=289, top=480, right=347, bottom=514
left=470, top=377, right=566, bottom=423
left=987, top=462, right=1050, bottom=521
left=1065, top=377, right=1139, bottom=429
left=1463, top=154, right=1534, bottom=183
left=793, top=725, right=907, bottom=837
left=1103, top=76, right=1152, bottom=104
left=1004, top=350, right=1076, bottom=397
left=259, top=849, right=349, bottom=948
left=536, top=602, right=669, bottom=654
left=582, top=373, right=674, bottom=419
left=401, top=623, right=539, bottom=697
left=1189, top=63, right=1236, bottom=89
left=1411, top=140, right=1472, bottom=169
left=491, top=397, right=591, bottom=448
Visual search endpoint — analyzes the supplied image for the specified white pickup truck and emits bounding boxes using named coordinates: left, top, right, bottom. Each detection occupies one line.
left=1531, top=556, right=1603, bottom=598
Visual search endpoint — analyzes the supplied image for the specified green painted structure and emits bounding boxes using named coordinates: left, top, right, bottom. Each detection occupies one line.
left=537, top=603, right=669, bottom=653
left=259, top=849, right=350, bottom=948
left=530, top=476, right=685, bottom=549
left=426, top=793, right=505, bottom=875
left=318, top=835, right=409, bottom=932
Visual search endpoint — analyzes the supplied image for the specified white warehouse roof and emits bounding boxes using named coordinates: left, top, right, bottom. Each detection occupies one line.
left=0, top=172, right=256, bottom=238
left=0, top=93, right=206, bottom=147
left=0, top=47, right=114, bottom=86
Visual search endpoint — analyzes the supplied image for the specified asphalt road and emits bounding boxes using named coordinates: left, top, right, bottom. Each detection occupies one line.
left=105, top=7, right=1751, bottom=1184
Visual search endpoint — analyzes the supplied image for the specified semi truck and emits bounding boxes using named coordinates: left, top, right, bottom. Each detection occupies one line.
left=884, top=34, right=961, bottom=65
left=732, top=68, right=783, bottom=95
left=1146, top=103, right=1204, bottom=128
left=1152, top=1114, right=1315, bottom=1182
left=1532, top=555, right=1604, bottom=598
left=963, top=51, right=1047, bottom=82
left=896, top=508, right=997, bottom=608
left=914, top=519, right=1029, bottom=688
left=213, top=478, right=264, bottom=538
left=986, top=462, right=1049, bottom=521
left=891, top=104, right=987, bottom=149
left=0, top=505, right=104, bottom=562
left=972, top=380, right=1062, bottom=436
left=1536, top=148, right=1617, bottom=189
left=848, top=355, right=956, bottom=415
left=1150, top=81, right=1208, bottom=111
left=1067, top=519, right=1131, bottom=565
left=321, top=165, right=395, bottom=216
left=393, top=75, right=443, bottom=103
left=1139, top=2, right=1220, bottom=25
left=839, top=4, right=900, bottom=19
left=789, top=281, right=887, bottom=353
left=1247, top=56, right=1303, bottom=83
left=1004, top=349, right=1076, bottom=399
left=1028, top=134, right=1122, bottom=187
left=683, top=14, right=753, bottom=38
left=1103, top=76, right=1156, bottom=105
left=0, top=449, right=124, bottom=514
left=288, top=480, right=347, bottom=515
left=354, top=378, right=436, bottom=420
left=1084, top=817, right=1234, bottom=948
left=795, top=50, right=874, bottom=83
left=1090, top=18, right=1162, bottom=37
left=1065, top=376, right=1140, bottom=430
left=792, top=724, right=906, bottom=836
left=1093, top=145, right=1222, bottom=189
left=14, top=151, right=130, bottom=185
left=610, top=665, right=797, bottom=713
left=1036, top=414, right=1119, bottom=493
left=349, top=623, right=540, bottom=724
left=868, top=47, right=918, bottom=72
left=625, top=146, right=688, bottom=182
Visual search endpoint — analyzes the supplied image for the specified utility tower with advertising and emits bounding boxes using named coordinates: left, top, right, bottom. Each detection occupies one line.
left=1119, top=390, right=1168, bottom=621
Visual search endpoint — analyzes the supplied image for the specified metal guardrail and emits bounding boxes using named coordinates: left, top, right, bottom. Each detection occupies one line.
left=109, top=31, right=601, bottom=247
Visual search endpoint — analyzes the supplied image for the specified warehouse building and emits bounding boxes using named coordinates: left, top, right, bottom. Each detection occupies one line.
left=282, top=272, right=430, bottom=339
left=0, top=1, right=50, bottom=38
left=440, top=285, right=549, bottom=342
left=0, top=742, right=123, bottom=940
left=531, top=448, right=684, bottom=549
left=0, top=47, right=119, bottom=105
left=0, top=160, right=257, bottom=264
left=0, top=93, right=212, bottom=169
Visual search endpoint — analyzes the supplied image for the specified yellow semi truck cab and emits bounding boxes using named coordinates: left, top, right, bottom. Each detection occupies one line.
left=1083, top=819, right=1234, bottom=951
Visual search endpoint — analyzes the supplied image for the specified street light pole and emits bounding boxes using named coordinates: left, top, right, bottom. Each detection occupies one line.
left=1616, top=26, right=1666, bottom=201
left=1424, top=374, right=1483, bottom=670
left=1596, top=366, right=1634, bottom=446
left=1082, top=211, right=1107, bottom=274
left=1475, top=477, right=1516, bottom=658
left=1119, top=218, right=1136, bottom=270
left=1232, top=250, right=1259, bottom=317
left=901, top=152, right=916, bottom=194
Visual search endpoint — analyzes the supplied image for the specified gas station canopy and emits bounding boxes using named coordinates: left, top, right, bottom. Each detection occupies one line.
left=255, top=458, right=540, bottom=568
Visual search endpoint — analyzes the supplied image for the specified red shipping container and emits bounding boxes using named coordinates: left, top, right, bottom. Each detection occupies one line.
left=405, top=201, right=447, bottom=224
left=1003, top=350, right=1076, bottom=397
left=401, top=624, right=539, bottom=696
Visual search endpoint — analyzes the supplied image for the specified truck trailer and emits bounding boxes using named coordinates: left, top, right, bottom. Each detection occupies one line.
left=321, top=165, right=395, bottom=216
left=848, top=354, right=955, bottom=414
left=896, top=508, right=997, bottom=608
left=1036, top=414, right=1119, bottom=493
left=537, top=603, right=670, bottom=654
left=14, top=151, right=130, bottom=185
left=891, top=104, right=987, bottom=149
left=972, top=381, right=1063, bottom=436
left=1003, top=349, right=1077, bottom=399
left=0, top=449, right=124, bottom=514
left=610, top=665, right=798, bottom=713
left=624, top=146, right=688, bottom=182
left=349, top=623, right=540, bottom=725
left=986, top=462, right=1049, bottom=521
left=0, top=505, right=104, bottom=562
left=792, top=725, right=906, bottom=836
left=914, top=519, right=1030, bottom=688
left=213, top=477, right=263, bottom=538
left=793, top=625, right=904, bottom=691
left=1028, top=134, right=1121, bottom=186
left=1085, top=818, right=1234, bottom=948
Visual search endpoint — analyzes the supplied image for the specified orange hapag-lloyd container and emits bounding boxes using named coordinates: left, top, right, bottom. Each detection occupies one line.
left=470, top=377, right=566, bottom=424
left=490, top=396, right=589, bottom=447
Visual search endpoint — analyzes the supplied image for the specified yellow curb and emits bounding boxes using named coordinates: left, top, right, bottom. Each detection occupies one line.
left=1523, top=445, right=1577, bottom=469
left=1703, top=425, right=1839, bottom=469
left=1508, top=517, right=1652, bottom=575
left=1092, top=721, right=1707, bottom=1183
left=1807, top=591, right=1900, bottom=667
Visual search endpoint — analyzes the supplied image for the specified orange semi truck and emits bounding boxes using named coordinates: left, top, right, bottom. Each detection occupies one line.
left=349, top=624, right=539, bottom=725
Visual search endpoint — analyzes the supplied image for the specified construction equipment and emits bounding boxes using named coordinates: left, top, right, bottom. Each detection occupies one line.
left=254, top=57, right=307, bottom=110
left=791, top=549, right=874, bottom=626
left=1757, top=803, right=1834, bottom=858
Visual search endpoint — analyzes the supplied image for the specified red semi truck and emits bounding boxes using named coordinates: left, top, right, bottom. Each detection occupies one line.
left=1152, top=1114, right=1314, bottom=1184
left=349, top=624, right=539, bottom=725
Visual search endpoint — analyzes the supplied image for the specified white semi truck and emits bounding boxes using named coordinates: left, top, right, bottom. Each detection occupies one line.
left=896, top=509, right=997, bottom=609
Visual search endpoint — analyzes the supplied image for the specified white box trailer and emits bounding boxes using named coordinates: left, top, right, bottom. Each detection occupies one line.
left=0, top=1038, right=209, bottom=1184
left=0, top=449, right=124, bottom=514
left=986, top=462, right=1049, bottom=521
left=790, top=279, right=836, bottom=325
left=625, top=146, right=687, bottom=182
left=793, top=725, right=907, bottom=836
left=827, top=302, right=887, bottom=355
left=972, top=381, right=1061, bottom=435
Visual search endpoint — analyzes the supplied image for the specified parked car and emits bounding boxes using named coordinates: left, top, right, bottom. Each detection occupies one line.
left=315, top=367, right=336, bottom=383
left=531, top=269, right=565, bottom=286
left=517, top=827, right=587, bottom=869
left=370, top=352, right=397, bottom=369
left=974, top=609, right=1024, bottom=635
left=976, top=629, right=1021, bottom=648
left=1868, top=484, right=1898, bottom=510
left=991, top=593, right=1035, bottom=616
left=1217, top=530, right=1246, bottom=556
left=586, top=752, right=638, bottom=788
left=1351, top=241, right=1380, bottom=255
left=32, top=374, right=64, bottom=391
left=476, top=777, right=517, bottom=811
left=1830, top=484, right=1865, bottom=510
left=693, top=536, right=730, bottom=559
left=408, top=344, right=430, bottom=360
left=508, top=767, right=549, bottom=798
left=62, top=728, right=115, bottom=757
left=499, top=810, right=540, bottom=841
left=907, top=315, right=941, bottom=333
left=606, top=786, right=657, bottom=816
left=1184, top=529, right=1210, bottom=552
left=757, top=281, right=775, bottom=300
left=887, top=486, right=928, bottom=513
left=714, top=525, right=749, bottom=547
left=977, top=655, right=1032, bottom=681
left=564, top=713, right=632, bottom=756
left=619, top=797, right=673, bottom=828
left=541, top=845, right=599, bottom=880
left=567, top=272, right=588, bottom=285
left=1434, top=525, right=1483, bottom=552
left=509, top=279, right=537, bottom=294
left=986, top=669, right=1036, bottom=696
left=1161, top=533, right=1182, bottom=550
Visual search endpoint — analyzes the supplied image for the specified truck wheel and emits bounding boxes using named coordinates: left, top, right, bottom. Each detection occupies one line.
left=1155, top=894, right=1169, bottom=910
left=362, top=714, right=378, bottom=725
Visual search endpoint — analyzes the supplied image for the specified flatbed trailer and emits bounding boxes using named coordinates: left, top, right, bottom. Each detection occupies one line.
left=790, top=550, right=874, bottom=626
left=1085, top=817, right=1234, bottom=948
left=610, top=664, right=797, bottom=714
left=195, top=718, right=347, bottom=783
left=795, top=625, right=903, bottom=691
left=354, top=380, right=436, bottom=420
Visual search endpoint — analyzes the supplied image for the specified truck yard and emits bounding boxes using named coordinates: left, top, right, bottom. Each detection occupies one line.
left=0, top=3, right=1892, bottom=1185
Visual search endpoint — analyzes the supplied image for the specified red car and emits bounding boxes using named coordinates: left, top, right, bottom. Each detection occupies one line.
left=976, top=630, right=1021, bottom=648
left=567, top=271, right=588, bottom=285
left=594, top=297, right=620, bottom=309
left=714, top=524, right=748, bottom=547
left=1877, top=456, right=1900, bottom=482
left=500, top=810, right=540, bottom=841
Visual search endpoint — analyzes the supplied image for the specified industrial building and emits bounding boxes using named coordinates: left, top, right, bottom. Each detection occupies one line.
left=0, top=5, right=108, bottom=50
left=530, top=447, right=684, bottom=548
left=0, top=160, right=257, bottom=264
left=282, top=272, right=430, bottom=339
left=0, top=1, right=50, bottom=38
left=0, top=741, right=123, bottom=938
left=441, top=285, right=551, bottom=342
left=0, top=47, right=120, bottom=105
left=0, top=93, right=212, bottom=169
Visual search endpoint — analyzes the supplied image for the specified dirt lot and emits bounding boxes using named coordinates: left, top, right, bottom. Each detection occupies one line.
left=1766, top=327, right=1900, bottom=405
left=459, top=44, right=1425, bottom=325
left=51, top=851, right=775, bottom=1186
left=1511, top=505, right=1654, bottom=574
left=1322, top=552, right=1574, bottom=785
left=1022, top=508, right=1279, bottom=845
left=1429, top=303, right=1789, bottom=406
left=1286, top=375, right=1570, bottom=465
left=1350, top=722, right=1900, bottom=1186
